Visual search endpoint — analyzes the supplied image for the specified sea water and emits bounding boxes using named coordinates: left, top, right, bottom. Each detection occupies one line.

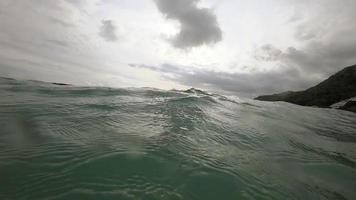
left=0, top=77, right=355, bottom=200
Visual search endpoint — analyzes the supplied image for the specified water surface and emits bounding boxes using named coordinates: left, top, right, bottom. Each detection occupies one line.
left=0, top=77, right=355, bottom=200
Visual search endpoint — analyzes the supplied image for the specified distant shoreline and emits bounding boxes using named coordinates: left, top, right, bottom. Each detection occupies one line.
left=255, top=65, right=356, bottom=113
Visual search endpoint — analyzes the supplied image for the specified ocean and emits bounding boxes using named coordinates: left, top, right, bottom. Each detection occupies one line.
left=0, top=77, right=355, bottom=200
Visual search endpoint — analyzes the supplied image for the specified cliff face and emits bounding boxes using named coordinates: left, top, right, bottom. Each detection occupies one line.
left=255, top=65, right=356, bottom=110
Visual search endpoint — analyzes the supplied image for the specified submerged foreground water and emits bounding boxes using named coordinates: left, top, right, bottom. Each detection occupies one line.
left=0, top=77, right=355, bottom=200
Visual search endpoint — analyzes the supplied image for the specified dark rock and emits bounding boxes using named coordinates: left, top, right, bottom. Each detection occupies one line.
left=339, top=101, right=356, bottom=113
left=51, top=82, right=71, bottom=86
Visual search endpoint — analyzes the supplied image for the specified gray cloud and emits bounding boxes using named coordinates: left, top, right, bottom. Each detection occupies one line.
left=129, top=63, right=315, bottom=97
left=0, top=0, right=113, bottom=82
left=154, top=0, right=222, bottom=49
left=290, top=0, right=356, bottom=75
left=256, top=30, right=356, bottom=78
left=99, top=20, right=118, bottom=42
left=45, top=39, right=71, bottom=47
left=48, top=17, right=75, bottom=28
left=254, top=44, right=282, bottom=62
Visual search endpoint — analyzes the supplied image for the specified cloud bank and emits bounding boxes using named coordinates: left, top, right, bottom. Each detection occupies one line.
left=154, top=0, right=222, bottom=49
left=129, top=63, right=315, bottom=97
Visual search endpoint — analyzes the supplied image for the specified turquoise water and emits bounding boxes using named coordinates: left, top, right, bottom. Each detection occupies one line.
left=0, top=77, right=355, bottom=200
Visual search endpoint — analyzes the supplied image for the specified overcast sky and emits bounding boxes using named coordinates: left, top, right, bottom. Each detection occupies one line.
left=0, top=0, right=355, bottom=97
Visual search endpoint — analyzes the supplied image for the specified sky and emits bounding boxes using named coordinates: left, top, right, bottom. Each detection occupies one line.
left=0, top=0, right=356, bottom=97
